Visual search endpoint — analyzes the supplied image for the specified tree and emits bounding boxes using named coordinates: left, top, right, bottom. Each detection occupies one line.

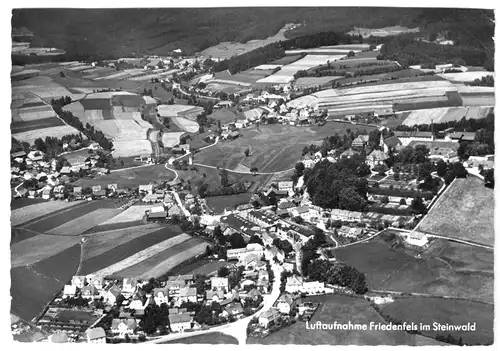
left=484, top=169, right=494, bottom=188
left=220, top=169, right=229, bottom=187
left=229, top=232, right=246, bottom=249
left=357, top=163, right=371, bottom=177
left=399, top=198, right=407, bottom=205
left=250, top=167, right=258, bottom=175
left=347, top=50, right=355, bottom=57
left=217, top=266, right=230, bottom=277
left=411, top=196, right=426, bottom=214
left=244, top=148, right=250, bottom=157
left=436, top=159, right=448, bottom=177
left=373, top=163, right=388, bottom=176
left=249, top=234, right=264, bottom=246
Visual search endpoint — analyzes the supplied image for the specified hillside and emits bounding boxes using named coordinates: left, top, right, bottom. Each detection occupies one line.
left=12, top=8, right=494, bottom=59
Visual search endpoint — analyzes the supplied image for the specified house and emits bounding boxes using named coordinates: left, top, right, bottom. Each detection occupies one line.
left=87, top=275, right=104, bottom=290
left=291, top=206, right=310, bottom=220
left=266, top=247, right=285, bottom=263
left=285, top=275, right=304, bottom=293
left=228, top=131, right=240, bottom=140
left=168, top=274, right=194, bottom=283
left=330, top=209, right=363, bottom=222
left=302, top=281, right=325, bottom=294
left=166, top=280, right=186, bottom=296
left=277, top=181, right=293, bottom=193
left=227, top=243, right=264, bottom=261
left=248, top=210, right=280, bottom=228
left=42, top=188, right=52, bottom=200
left=242, top=253, right=260, bottom=269
left=48, top=331, right=69, bottom=343
left=393, top=131, right=434, bottom=146
left=261, top=232, right=275, bottom=246
left=206, top=290, right=225, bottom=304
left=264, top=187, right=289, bottom=200
left=259, top=308, right=281, bottom=328
left=352, top=135, right=369, bottom=149
left=153, top=288, right=169, bottom=306
left=122, top=278, right=138, bottom=297
left=211, top=277, right=229, bottom=292
left=235, top=119, right=247, bottom=129
left=276, top=294, right=296, bottom=314
left=340, top=149, right=360, bottom=159
left=169, top=314, right=192, bottom=333
left=129, top=296, right=149, bottom=311
left=81, top=285, right=99, bottom=300
left=405, top=232, right=428, bottom=247
left=111, top=318, right=137, bottom=337
left=382, top=135, right=403, bottom=153
left=446, top=131, right=476, bottom=142
left=62, top=284, right=77, bottom=298
left=86, top=327, right=106, bottom=343
left=366, top=149, right=389, bottom=168
left=177, top=287, right=197, bottom=304
left=224, top=302, right=244, bottom=318
left=104, top=285, right=122, bottom=305
left=71, top=276, right=86, bottom=289
left=167, top=204, right=182, bottom=217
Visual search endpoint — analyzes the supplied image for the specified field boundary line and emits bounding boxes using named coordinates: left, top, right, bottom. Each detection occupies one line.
left=369, top=289, right=494, bottom=305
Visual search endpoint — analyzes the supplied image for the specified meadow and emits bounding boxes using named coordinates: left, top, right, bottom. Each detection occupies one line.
left=163, top=332, right=238, bottom=344
left=206, top=193, right=252, bottom=213
left=249, top=294, right=414, bottom=345
left=380, top=297, right=493, bottom=345
left=417, top=177, right=494, bottom=245
left=334, top=233, right=493, bottom=303
left=194, top=123, right=375, bottom=172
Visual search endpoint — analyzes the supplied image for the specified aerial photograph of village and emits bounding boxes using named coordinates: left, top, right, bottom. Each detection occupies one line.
left=9, top=6, right=494, bottom=346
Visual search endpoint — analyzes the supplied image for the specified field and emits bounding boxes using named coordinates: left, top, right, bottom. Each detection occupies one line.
left=249, top=294, right=414, bottom=345
left=11, top=200, right=79, bottom=227
left=207, top=108, right=239, bottom=124
left=194, top=123, right=376, bottom=172
left=158, top=104, right=198, bottom=117
left=417, top=177, right=494, bottom=245
left=401, top=106, right=494, bottom=126
left=198, top=23, right=294, bottom=60
left=10, top=198, right=48, bottom=211
left=162, top=132, right=188, bottom=147
left=348, top=25, right=420, bottom=38
left=171, top=116, right=200, bottom=133
left=187, top=260, right=235, bottom=276
left=380, top=297, right=493, bottom=345
left=12, top=124, right=83, bottom=144
left=163, top=332, right=238, bottom=344
left=459, top=92, right=495, bottom=106
left=81, top=224, right=164, bottom=260
left=222, top=69, right=276, bottom=84
left=110, top=237, right=208, bottom=279
left=294, top=77, right=340, bottom=89
left=79, top=226, right=186, bottom=276
left=11, top=234, right=82, bottom=267
left=95, top=204, right=151, bottom=227
left=63, top=148, right=92, bottom=166
left=334, top=232, right=493, bottom=303
left=21, top=199, right=122, bottom=233
left=257, top=54, right=346, bottom=84
left=44, top=208, right=122, bottom=235
left=206, top=193, right=252, bottom=213
left=73, top=164, right=176, bottom=188
left=270, top=55, right=303, bottom=65
left=11, top=244, right=81, bottom=321
left=437, top=71, right=494, bottom=82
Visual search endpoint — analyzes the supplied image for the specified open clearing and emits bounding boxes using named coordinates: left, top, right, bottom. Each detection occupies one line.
left=79, top=226, right=185, bottom=276
left=12, top=124, right=83, bottom=144
left=401, top=106, right=494, bottom=126
left=249, top=294, right=413, bottom=345
left=81, top=224, right=164, bottom=261
left=334, top=232, right=493, bottom=303
left=207, top=193, right=252, bottom=213
left=96, top=205, right=150, bottom=226
left=195, top=123, right=376, bottom=172
left=417, top=177, right=494, bottom=245
left=111, top=237, right=209, bottom=279
left=380, top=297, right=493, bottom=345
left=44, top=208, right=123, bottom=235
left=187, top=260, right=234, bottom=276
left=11, top=234, right=82, bottom=268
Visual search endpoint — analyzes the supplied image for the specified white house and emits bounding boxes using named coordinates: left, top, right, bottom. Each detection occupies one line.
left=86, top=327, right=106, bottom=343
left=206, top=290, right=225, bottom=304
left=71, top=276, right=86, bottom=289
left=153, top=288, right=169, bottom=306
left=285, top=275, right=303, bottom=293
left=62, top=284, right=76, bottom=298
left=210, top=277, right=229, bottom=292
left=177, top=287, right=197, bottom=305
left=111, top=318, right=137, bottom=337
left=278, top=181, right=293, bottom=193
left=122, top=278, right=138, bottom=298
left=169, top=314, right=192, bottom=333
left=259, top=308, right=281, bottom=327
left=405, top=232, right=428, bottom=247
left=276, top=294, right=296, bottom=314
left=104, top=285, right=122, bottom=305
left=227, top=243, right=264, bottom=261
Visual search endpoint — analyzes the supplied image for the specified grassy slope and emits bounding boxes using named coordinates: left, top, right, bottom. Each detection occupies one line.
left=418, top=176, right=494, bottom=245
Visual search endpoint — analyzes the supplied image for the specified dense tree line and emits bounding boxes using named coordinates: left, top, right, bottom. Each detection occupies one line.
left=395, top=114, right=494, bottom=134
left=294, top=62, right=402, bottom=79
left=378, top=35, right=488, bottom=67
left=31, top=133, right=85, bottom=158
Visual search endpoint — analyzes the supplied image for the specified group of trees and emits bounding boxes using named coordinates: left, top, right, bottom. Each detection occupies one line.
left=305, top=158, right=369, bottom=211
left=436, top=159, right=468, bottom=185
left=139, top=303, right=170, bottom=335
left=306, top=259, right=368, bottom=294
left=32, top=133, right=85, bottom=158
left=470, top=75, right=494, bottom=87
left=294, top=61, right=402, bottom=79
left=378, top=34, right=490, bottom=68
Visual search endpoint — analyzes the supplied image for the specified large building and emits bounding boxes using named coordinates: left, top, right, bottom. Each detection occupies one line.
left=227, top=243, right=264, bottom=261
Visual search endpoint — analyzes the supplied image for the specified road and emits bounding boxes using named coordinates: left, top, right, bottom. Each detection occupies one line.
left=146, top=258, right=283, bottom=345
left=192, top=163, right=294, bottom=176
